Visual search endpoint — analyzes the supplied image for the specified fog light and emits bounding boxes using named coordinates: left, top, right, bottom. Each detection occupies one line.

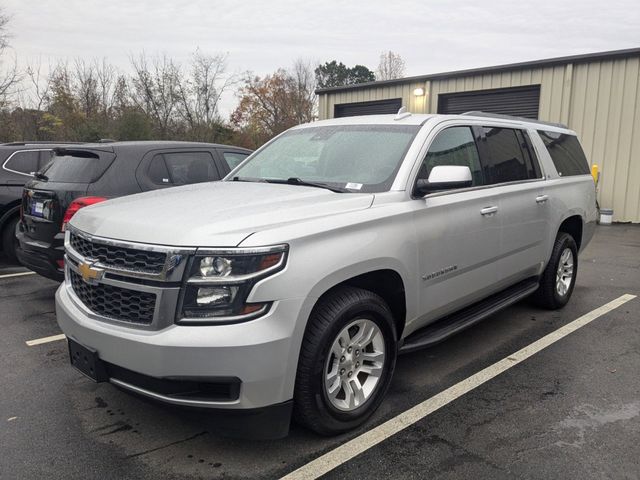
left=199, top=256, right=232, bottom=277
left=196, top=286, right=236, bottom=305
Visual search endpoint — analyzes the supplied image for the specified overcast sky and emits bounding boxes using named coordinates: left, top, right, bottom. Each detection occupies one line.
left=3, top=0, right=639, bottom=116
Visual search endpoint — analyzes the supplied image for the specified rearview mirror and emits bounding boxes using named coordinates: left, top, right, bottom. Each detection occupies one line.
left=414, top=165, right=473, bottom=196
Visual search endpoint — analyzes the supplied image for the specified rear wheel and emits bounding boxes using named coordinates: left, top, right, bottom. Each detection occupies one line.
left=533, top=232, right=578, bottom=309
left=294, top=286, right=397, bottom=435
left=1, top=216, right=19, bottom=264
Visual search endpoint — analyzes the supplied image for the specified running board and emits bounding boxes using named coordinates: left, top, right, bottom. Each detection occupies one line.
left=399, top=278, right=539, bottom=354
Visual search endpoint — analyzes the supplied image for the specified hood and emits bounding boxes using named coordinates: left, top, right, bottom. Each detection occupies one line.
left=70, top=181, right=374, bottom=246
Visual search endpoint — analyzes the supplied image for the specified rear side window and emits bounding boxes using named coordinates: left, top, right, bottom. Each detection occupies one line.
left=4, top=150, right=40, bottom=175
left=538, top=131, right=590, bottom=176
left=41, top=152, right=114, bottom=183
left=481, top=127, right=534, bottom=184
left=223, top=151, right=249, bottom=169
left=163, top=152, right=219, bottom=185
left=148, top=155, right=172, bottom=184
left=418, top=127, right=484, bottom=186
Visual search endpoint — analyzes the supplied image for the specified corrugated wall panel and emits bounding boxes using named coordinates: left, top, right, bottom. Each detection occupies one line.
left=319, top=54, right=640, bottom=221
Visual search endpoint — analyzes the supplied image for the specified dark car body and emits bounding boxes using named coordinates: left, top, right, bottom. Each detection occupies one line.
left=16, top=141, right=251, bottom=280
left=0, top=142, right=83, bottom=262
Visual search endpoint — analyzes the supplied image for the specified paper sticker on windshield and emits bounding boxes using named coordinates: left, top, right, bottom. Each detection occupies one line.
left=345, top=182, right=363, bottom=190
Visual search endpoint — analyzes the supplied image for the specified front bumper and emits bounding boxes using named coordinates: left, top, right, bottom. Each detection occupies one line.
left=56, top=284, right=314, bottom=436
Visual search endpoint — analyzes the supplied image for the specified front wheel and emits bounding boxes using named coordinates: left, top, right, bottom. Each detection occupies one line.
left=533, top=232, right=578, bottom=309
left=294, top=286, right=397, bottom=435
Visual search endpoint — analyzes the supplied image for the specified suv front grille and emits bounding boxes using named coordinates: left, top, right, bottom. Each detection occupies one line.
left=69, top=270, right=156, bottom=324
left=70, top=233, right=167, bottom=274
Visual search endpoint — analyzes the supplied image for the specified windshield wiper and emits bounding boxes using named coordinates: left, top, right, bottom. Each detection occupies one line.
left=231, top=176, right=267, bottom=183
left=33, top=171, right=48, bottom=181
left=265, top=177, right=349, bottom=193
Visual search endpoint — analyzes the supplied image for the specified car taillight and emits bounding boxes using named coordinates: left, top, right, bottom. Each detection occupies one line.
left=61, top=196, right=107, bottom=231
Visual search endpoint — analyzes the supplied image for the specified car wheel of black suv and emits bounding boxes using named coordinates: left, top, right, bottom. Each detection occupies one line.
left=294, top=286, right=397, bottom=435
left=2, top=216, right=19, bottom=263
left=533, top=232, right=578, bottom=309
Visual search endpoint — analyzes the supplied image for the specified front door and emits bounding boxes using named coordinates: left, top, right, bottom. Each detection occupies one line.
left=413, top=125, right=501, bottom=328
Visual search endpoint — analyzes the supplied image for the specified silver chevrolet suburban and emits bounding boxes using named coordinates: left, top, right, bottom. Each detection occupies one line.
left=55, top=111, right=596, bottom=438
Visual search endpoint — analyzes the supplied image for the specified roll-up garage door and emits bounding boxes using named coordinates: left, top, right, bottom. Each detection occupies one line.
left=437, top=85, right=541, bottom=119
left=334, top=98, right=402, bottom=118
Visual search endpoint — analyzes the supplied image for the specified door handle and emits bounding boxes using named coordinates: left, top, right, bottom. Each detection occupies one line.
left=480, top=206, right=498, bottom=216
left=536, top=195, right=549, bottom=204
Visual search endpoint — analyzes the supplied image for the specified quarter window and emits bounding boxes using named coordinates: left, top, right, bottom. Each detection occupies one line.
left=223, top=152, right=249, bottom=169
left=481, top=127, right=532, bottom=184
left=418, top=126, right=484, bottom=186
left=4, top=150, right=41, bottom=175
left=538, top=131, right=590, bottom=176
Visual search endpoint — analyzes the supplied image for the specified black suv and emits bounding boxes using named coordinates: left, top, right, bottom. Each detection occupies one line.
left=16, top=141, right=251, bottom=280
left=1, top=142, right=83, bottom=262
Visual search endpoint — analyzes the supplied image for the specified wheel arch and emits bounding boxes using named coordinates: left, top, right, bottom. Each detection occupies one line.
left=307, top=262, right=410, bottom=339
left=557, top=214, right=584, bottom=251
left=0, top=202, right=20, bottom=232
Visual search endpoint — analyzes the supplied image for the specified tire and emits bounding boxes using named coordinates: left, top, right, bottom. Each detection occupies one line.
left=293, top=286, right=398, bottom=435
left=1, top=216, right=19, bottom=264
left=533, top=232, right=578, bottom=309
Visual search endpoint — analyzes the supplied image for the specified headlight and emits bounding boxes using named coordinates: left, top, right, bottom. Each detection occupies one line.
left=178, top=245, right=288, bottom=324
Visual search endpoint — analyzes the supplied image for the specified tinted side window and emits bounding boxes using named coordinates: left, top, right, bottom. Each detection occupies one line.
left=163, top=152, right=218, bottom=185
left=482, top=127, right=530, bottom=184
left=148, top=155, right=172, bottom=184
left=4, top=150, right=40, bottom=175
left=418, top=126, right=484, bottom=186
left=223, top=151, right=249, bottom=169
left=538, top=131, right=590, bottom=176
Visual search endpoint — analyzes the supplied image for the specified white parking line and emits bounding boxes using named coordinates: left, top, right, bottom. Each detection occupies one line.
left=0, top=271, right=35, bottom=279
left=26, top=333, right=66, bottom=346
left=282, top=293, right=637, bottom=480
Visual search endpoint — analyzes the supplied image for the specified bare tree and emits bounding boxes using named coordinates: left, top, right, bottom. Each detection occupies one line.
left=23, top=58, right=52, bottom=111
left=376, top=51, right=406, bottom=81
left=94, top=58, right=118, bottom=117
left=130, top=52, right=181, bottom=138
left=176, top=50, right=237, bottom=140
left=290, top=59, right=317, bottom=123
left=0, top=8, right=20, bottom=107
left=74, top=59, right=100, bottom=117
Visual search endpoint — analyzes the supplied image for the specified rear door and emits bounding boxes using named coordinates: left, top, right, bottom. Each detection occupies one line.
left=137, top=149, right=223, bottom=191
left=476, top=125, right=548, bottom=287
left=414, top=125, right=501, bottom=326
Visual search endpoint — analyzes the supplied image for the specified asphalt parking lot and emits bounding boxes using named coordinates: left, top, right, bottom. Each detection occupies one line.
left=1, top=224, right=639, bottom=480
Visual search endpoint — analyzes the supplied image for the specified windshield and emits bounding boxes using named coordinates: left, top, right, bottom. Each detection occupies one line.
left=230, top=124, right=420, bottom=192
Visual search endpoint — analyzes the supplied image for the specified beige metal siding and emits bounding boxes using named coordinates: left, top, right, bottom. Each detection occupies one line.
left=319, top=55, right=640, bottom=222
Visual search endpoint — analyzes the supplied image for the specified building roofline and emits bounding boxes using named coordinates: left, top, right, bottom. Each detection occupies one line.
left=315, top=47, right=640, bottom=95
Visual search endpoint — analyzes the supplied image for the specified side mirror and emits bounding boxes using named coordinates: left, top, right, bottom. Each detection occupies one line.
left=414, top=165, right=473, bottom=196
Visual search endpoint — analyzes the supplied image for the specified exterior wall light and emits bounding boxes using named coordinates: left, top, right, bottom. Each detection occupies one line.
left=413, top=87, right=425, bottom=96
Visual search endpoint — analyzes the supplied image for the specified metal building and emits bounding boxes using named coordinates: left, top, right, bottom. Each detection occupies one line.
left=316, top=48, right=640, bottom=223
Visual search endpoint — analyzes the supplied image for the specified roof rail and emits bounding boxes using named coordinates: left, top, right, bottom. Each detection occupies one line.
left=460, top=111, right=567, bottom=129
left=1, top=141, right=84, bottom=146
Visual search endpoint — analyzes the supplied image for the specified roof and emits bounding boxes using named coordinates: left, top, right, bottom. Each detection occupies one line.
left=294, top=113, right=436, bottom=127
left=316, top=47, right=640, bottom=94
left=294, top=112, right=574, bottom=133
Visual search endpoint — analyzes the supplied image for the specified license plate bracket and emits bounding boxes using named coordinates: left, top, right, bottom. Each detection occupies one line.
left=68, top=338, right=108, bottom=382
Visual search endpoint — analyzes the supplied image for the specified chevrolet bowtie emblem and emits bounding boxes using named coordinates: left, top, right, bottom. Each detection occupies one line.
left=78, top=261, right=104, bottom=284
